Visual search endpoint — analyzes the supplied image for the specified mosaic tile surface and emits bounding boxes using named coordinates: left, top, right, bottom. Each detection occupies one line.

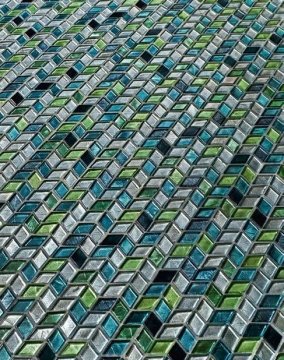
left=0, top=0, right=284, bottom=359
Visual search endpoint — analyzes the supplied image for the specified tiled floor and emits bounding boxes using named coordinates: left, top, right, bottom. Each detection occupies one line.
left=0, top=0, right=283, bottom=359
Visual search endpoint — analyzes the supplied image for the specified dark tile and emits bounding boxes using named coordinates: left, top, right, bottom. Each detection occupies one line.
left=248, top=83, right=264, bottom=92
left=264, top=326, right=282, bottom=350
left=276, top=232, right=284, bottom=250
left=145, top=313, right=163, bottom=336
left=187, top=220, right=208, bottom=231
left=38, top=344, right=55, bottom=360
left=102, top=234, right=124, bottom=245
left=154, top=270, right=177, bottom=283
left=176, top=80, right=187, bottom=92
left=244, top=324, right=266, bottom=337
left=181, top=177, right=200, bottom=187
left=74, top=104, right=92, bottom=113
left=257, top=116, right=274, bottom=125
left=169, top=342, right=186, bottom=360
left=71, top=249, right=87, bottom=268
left=255, top=147, right=268, bottom=161
left=66, top=67, right=78, bottom=79
left=126, top=311, right=148, bottom=324
left=158, top=65, right=170, bottom=76
left=235, top=10, right=245, bottom=19
left=11, top=92, right=24, bottom=105
left=141, top=51, right=153, bottom=62
left=14, top=17, right=23, bottom=25
left=137, top=212, right=153, bottom=230
left=251, top=209, right=267, bottom=227
left=89, top=19, right=100, bottom=29
left=35, top=83, right=53, bottom=90
left=229, top=187, right=243, bottom=204
left=270, top=34, right=282, bottom=45
left=244, top=47, right=260, bottom=54
left=217, top=0, right=228, bottom=6
left=157, top=139, right=171, bottom=155
left=253, top=309, right=275, bottom=322
left=147, top=29, right=161, bottom=35
left=93, top=299, right=116, bottom=312
left=231, top=154, right=250, bottom=164
left=81, top=151, right=94, bottom=166
left=182, top=126, right=200, bottom=137
left=109, top=12, right=126, bottom=18
left=224, top=56, right=237, bottom=67
left=65, top=133, right=77, bottom=147
left=136, top=0, right=147, bottom=9
left=26, top=28, right=36, bottom=38
left=213, top=112, right=226, bottom=124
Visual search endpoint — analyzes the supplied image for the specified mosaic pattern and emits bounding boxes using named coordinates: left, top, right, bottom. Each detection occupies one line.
left=0, top=0, right=284, bottom=359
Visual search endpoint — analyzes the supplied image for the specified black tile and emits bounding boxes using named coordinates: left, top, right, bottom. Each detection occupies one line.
left=253, top=309, right=275, bottom=322
left=229, top=187, right=243, bottom=204
left=224, top=56, right=237, bottom=67
left=137, top=212, right=153, bottom=230
left=126, top=311, right=148, bottom=324
left=66, top=67, right=78, bottom=79
left=217, top=0, right=228, bottom=6
left=244, top=324, right=266, bottom=338
left=154, top=270, right=177, bottom=283
left=264, top=326, right=282, bottom=350
left=251, top=209, right=267, bottom=227
left=136, top=0, right=147, bottom=9
left=109, top=12, right=126, bottom=18
left=38, top=344, right=55, bottom=360
left=71, top=249, right=87, bottom=268
left=145, top=313, right=163, bottom=336
left=147, top=29, right=161, bottom=35
left=65, top=133, right=77, bottom=147
left=74, top=104, right=92, bottom=113
left=244, top=47, right=260, bottom=54
left=11, top=92, right=24, bottom=105
left=26, top=28, right=36, bottom=38
left=270, top=34, right=282, bottom=45
left=89, top=19, right=100, bottom=29
left=102, top=234, right=124, bottom=245
left=14, top=17, right=23, bottom=25
left=182, top=126, right=200, bottom=137
left=35, top=82, right=53, bottom=90
left=81, top=151, right=93, bottom=166
left=169, top=342, right=186, bottom=360
left=157, top=139, right=171, bottom=155
left=158, top=65, right=169, bottom=76
left=141, top=51, right=153, bottom=62
left=231, top=154, right=249, bottom=163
